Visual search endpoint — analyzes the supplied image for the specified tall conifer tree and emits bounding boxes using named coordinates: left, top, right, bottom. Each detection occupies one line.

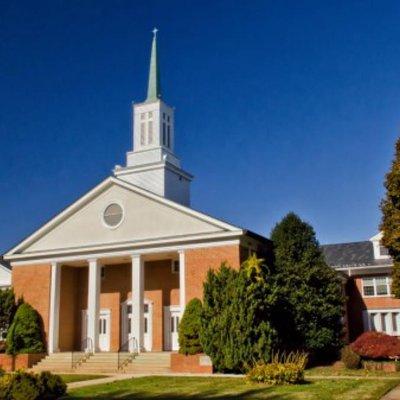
left=270, top=213, right=344, bottom=361
left=381, top=138, right=400, bottom=298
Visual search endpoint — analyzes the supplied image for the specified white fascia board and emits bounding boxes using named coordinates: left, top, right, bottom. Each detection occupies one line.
left=335, top=264, right=393, bottom=275
left=9, top=238, right=242, bottom=267
left=115, top=162, right=193, bottom=181
left=6, top=176, right=241, bottom=256
left=6, top=230, right=244, bottom=263
left=369, top=232, right=383, bottom=242
left=112, top=178, right=240, bottom=231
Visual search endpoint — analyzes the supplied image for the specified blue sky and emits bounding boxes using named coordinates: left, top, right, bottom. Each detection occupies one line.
left=1, top=0, right=400, bottom=253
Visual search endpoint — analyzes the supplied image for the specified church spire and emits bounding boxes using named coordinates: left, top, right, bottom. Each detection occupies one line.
left=146, top=28, right=161, bottom=102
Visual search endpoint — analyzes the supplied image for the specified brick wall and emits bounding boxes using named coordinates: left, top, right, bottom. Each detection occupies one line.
left=185, top=244, right=241, bottom=303
left=59, top=266, right=80, bottom=351
left=346, top=274, right=400, bottom=341
left=12, top=264, right=51, bottom=349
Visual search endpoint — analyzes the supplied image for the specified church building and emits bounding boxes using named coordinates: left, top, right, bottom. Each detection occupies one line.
left=4, top=31, right=268, bottom=355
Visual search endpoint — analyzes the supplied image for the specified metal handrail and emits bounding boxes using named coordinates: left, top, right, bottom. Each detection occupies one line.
left=71, top=337, right=94, bottom=369
left=83, top=337, right=94, bottom=354
left=117, top=337, right=138, bottom=370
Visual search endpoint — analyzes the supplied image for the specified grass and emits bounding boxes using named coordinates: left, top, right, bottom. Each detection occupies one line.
left=306, top=365, right=400, bottom=377
left=60, top=374, right=108, bottom=384
left=67, top=376, right=400, bottom=400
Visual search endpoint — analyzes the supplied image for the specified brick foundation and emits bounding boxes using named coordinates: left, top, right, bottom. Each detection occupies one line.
left=0, top=353, right=45, bottom=372
left=170, top=353, right=213, bottom=373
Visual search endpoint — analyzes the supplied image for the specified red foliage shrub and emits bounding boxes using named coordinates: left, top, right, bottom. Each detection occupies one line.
left=351, top=332, right=400, bottom=360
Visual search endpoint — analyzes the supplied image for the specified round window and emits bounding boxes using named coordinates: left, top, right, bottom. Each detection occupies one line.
left=103, top=203, right=124, bottom=228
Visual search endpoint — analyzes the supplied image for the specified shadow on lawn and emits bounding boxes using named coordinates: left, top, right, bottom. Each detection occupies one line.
left=67, top=388, right=299, bottom=400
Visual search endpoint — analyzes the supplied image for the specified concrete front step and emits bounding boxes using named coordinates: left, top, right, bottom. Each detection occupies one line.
left=32, top=351, right=172, bottom=374
left=31, top=352, right=89, bottom=373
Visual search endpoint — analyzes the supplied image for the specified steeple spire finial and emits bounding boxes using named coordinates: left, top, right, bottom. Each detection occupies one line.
left=146, top=28, right=161, bottom=102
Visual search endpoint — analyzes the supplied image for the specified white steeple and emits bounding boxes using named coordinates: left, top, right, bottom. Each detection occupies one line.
left=114, top=29, right=193, bottom=206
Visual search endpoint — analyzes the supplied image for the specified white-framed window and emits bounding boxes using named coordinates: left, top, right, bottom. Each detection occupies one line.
left=139, top=112, right=154, bottom=146
left=362, top=276, right=391, bottom=297
left=161, top=113, right=171, bottom=148
left=363, top=309, right=400, bottom=336
left=140, top=122, right=146, bottom=145
left=148, top=120, right=153, bottom=144
left=171, top=260, right=179, bottom=274
left=162, top=122, right=166, bottom=145
left=379, top=244, right=389, bottom=256
left=147, top=112, right=153, bottom=144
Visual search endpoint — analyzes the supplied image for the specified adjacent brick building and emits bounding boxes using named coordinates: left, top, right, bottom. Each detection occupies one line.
left=322, top=232, right=399, bottom=341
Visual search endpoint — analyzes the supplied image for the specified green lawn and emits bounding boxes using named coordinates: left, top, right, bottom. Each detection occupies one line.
left=67, top=376, right=400, bottom=400
left=60, top=375, right=108, bottom=384
left=306, top=366, right=400, bottom=377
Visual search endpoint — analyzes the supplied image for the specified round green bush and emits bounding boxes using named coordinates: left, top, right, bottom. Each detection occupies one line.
left=11, top=372, right=41, bottom=400
left=38, top=371, right=66, bottom=399
left=178, top=298, right=203, bottom=355
left=6, top=303, right=45, bottom=355
left=0, top=371, right=66, bottom=400
left=341, top=345, right=361, bottom=369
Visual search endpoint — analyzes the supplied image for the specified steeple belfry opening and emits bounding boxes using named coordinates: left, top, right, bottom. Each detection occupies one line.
left=114, top=29, right=193, bottom=206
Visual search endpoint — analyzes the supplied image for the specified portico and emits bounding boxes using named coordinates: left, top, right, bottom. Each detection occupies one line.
left=47, top=248, right=187, bottom=354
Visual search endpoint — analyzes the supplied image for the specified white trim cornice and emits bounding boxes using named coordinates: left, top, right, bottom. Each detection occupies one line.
left=6, top=231, right=243, bottom=262
left=9, top=238, right=241, bottom=267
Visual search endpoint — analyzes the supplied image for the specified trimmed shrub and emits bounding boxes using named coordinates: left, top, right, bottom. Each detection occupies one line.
left=341, top=345, right=361, bottom=369
left=37, top=371, right=67, bottom=399
left=247, top=352, right=308, bottom=385
left=11, top=371, right=41, bottom=400
left=0, top=374, right=13, bottom=400
left=0, top=289, right=20, bottom=340
left=0, top=371, right=66, bottom=400
left=6, top=303, right=45, bottom=355
left=178, top=298, right=203, bottom=355
left=351, top=331, right=400, bottom=360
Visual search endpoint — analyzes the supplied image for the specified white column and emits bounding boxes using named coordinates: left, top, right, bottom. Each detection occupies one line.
left=87, top=259, right=101, bottom=353
left=48, top=262, right=61, bottom=354
left=178, top=250, right=186, bottom=314
left=131, top=254, right=144, bottom=353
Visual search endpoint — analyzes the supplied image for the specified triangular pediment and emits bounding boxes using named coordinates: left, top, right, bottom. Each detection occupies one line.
left=7, top=177, right=241, bottom=256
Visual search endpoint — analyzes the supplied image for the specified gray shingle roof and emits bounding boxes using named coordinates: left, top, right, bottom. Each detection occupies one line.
left=0, top=256, right=11, bottom=270
left=321, top=241, right=392, bottom=268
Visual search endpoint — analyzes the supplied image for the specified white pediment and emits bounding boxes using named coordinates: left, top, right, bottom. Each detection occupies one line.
left=8, top=178, right=240, bottom=256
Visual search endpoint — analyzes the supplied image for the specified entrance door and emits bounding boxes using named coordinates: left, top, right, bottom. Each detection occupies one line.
left=81, top=309, right=110, bottom=352
left=98, top=310, right=110, bottom=352
left=164, top=306, right=181, bottom=351
left=122, top=300, right=152, bottom=352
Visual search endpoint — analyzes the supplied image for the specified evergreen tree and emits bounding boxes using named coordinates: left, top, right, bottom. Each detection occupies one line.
left=0, top=289, right=19, bottom=340
left=201, top=256, right=279, bottom=373
left=381, top=138, right=400, bottom=298
left=6, top=303, right=45, bottom=355
left=270, top=213, right=344, bottom=361
left=178, top=298, right=203, bottom=355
